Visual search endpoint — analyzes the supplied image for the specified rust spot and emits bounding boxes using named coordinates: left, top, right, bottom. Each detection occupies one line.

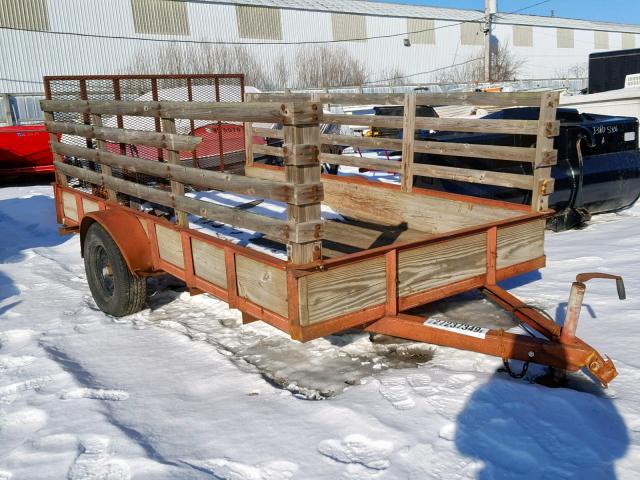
left=311, top=103, right=318, bottom=111
left=280, top=104, right=286, bottom=111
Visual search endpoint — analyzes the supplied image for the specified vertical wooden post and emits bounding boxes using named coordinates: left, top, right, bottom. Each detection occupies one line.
left=244, top=121, right=254, bottom=167
left=161, top=117, right=189, bottom=228
left=91, top=114, right=118, bottom=202
left=532, top=91, right=559, bottom=211
left=401, top=93, right=417, bottom=192
left=282, top=101, right=323, bottom=264
left=214, top=77, right=225, bottom=172
left=44, top=111, right=68, bottom=187
left=243, top=91, right=254, bottom=168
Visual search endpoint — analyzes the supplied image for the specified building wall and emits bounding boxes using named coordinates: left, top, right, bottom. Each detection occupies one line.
left=1, top=0, right=639, bottom=93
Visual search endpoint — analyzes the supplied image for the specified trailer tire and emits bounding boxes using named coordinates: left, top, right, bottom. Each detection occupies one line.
left=83, top=222, right=147, bottom=317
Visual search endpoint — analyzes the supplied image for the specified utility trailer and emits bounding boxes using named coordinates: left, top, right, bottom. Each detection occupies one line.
left=43, top=87, right=622, bottom=387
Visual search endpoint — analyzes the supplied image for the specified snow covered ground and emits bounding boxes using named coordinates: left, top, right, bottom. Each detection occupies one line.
left=2, top=179, right=640, bottom=479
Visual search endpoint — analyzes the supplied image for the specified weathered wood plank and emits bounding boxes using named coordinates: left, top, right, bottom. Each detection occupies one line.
left=318, top=152, right=401, bottom=172
left=41, top=100, right=322, bottom=126
left=320, top=175, right=520, bottom=232
left=54, top=161, right=318, bottom=243
left=62, top=191, right=78, bottom=221
left=236, top=255, right=288, bottom=317
left=82, top=198, right=100, bottom=214
left=44, top=111, right=68, bottom=187
left=284, top=123, right=322, bottom=263
left=401, top=93, right=416, bottom=192
left=321, top=133, right=402, bottom=151
left=51, top=142, right=322, bottom=205
left=90, top=115, right=118, bottom=201
left=252, top=126, right=284, bottom=139
left=412, top=163, right=534, bottom=190
left=244, top=122, right=254, bottom=166
left=252, top=144, right=284, bottom=157
left=191, top=238, right=227, bottom=288
left=496, top=219, right=545, bottom=269
left=246, top=165, right=524, bottom=232
left=45, top=120, right=201, bottom=151
left=323, top=113, right=557, bottom=136
left=413, top=139, right=541, bottom=163
left=532, top=92, right=560, bottom=211
left=161, top=117, right=188, bottom=227
left=248, top=91, right=548, bottom=107
left=398, top=232, right=487, bottom=296
left=156, top=224, right=185, bottom=268
left=302, top=256, right=387, bottom=325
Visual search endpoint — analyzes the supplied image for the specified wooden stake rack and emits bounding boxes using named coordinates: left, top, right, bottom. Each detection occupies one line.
left=43, top=90, right=618, bottom=386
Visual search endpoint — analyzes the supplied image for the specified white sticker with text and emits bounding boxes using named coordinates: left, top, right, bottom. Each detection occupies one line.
left=424, top=318, right=489, bottom=339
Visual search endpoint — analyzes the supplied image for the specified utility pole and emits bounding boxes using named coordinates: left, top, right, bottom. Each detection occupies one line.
left=484, top=0, right=496, bottom=83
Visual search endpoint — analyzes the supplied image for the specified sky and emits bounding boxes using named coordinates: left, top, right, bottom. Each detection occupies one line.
left=375, top=0, right=640, bottom=25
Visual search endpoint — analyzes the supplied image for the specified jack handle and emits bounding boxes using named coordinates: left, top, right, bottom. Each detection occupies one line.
left=575, top=272, right=626, bottom=300
left=561, top=272, right=625, bottom=343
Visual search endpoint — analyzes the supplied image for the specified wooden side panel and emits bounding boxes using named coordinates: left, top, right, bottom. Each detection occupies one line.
left=156, top=224, right=185, bottom=268
left=321, top=176, right=519, bottom=233
left=497, top=219, right=545, bottom=269
left=398, top=232, right=487, bottom=296
left=62, top=191, right=78, bottom=221
left=302, top=256, right=386, bottom=325
left=82, top=198, right=100, bottom=214
left=236, top=255, right=288, bottom=317
left=191, top=239, right=227, bottom=288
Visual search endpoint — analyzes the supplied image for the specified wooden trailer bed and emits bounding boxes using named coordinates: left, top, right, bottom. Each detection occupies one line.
left=43, top=89, right=619, bottom=386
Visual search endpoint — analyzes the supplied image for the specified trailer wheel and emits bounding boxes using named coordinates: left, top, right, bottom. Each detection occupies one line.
left=83, top=222, right=147, bottom=317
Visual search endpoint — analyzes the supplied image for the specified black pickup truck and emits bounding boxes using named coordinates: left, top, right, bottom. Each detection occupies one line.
left=411, top=108, right=640, bottom=231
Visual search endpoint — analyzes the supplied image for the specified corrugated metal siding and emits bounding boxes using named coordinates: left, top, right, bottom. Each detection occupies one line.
left=622, top=32, right=636, bottom=49
left=557, top=28, right=574, bottom=48
left=408, top=18, right=435, bottom=45
left=331, top=13, right=366, bottom=42
left=594, top=30, right=609, bottom=49
left=460, top=22, right=483, bottom=46
left=513, top=25, right=533, bottom=47
left=131, top=0, right=190, bottom=36
left=1, top=0, right=634, bottom=94
left=236, top=5, right=282, bottom=40
left=0, top=0, right=49, bottom=31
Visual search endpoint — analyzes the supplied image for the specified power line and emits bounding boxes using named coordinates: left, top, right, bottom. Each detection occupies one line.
left=0, top=18, right=479, bottom=46
left=0, top=0, right=558, bottom=47
left=363, top=57, right=482, bottom=85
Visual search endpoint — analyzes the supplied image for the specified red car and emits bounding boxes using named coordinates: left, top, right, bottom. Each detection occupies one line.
left=0, top=124, right=55, bottom=176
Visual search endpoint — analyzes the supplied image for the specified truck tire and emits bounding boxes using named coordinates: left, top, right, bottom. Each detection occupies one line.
left=83, top=222, right=146, bottom=317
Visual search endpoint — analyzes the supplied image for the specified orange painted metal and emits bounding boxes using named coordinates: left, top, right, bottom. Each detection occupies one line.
left=385, top=249, right=398, bottom=316
left=53, top=183, right=63, bottom=224
left=80, top=209, right=153, bottom=274
left=180, top=230, right=197, bottom=290
left=238, top=297, right=290, bottom=333
left=486, top=226, right=497, bottom=285
left=365, top=313, right=617, bottom=386
left=55, top=183, right=618, bottom=385
left=483, top=284, right=561, bottom=339
left=399, top=275, right=486, bottom=311
left=224, top=247, right=239, bottom=309
left=145, top=218, right=161, bottom=270
left=287, top=270, right=302, bottom=340
left=298, top=304, right=387, bottom=342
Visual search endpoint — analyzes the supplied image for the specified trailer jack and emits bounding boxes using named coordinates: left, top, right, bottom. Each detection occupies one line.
left=365, top=274, right=625, bottom=388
